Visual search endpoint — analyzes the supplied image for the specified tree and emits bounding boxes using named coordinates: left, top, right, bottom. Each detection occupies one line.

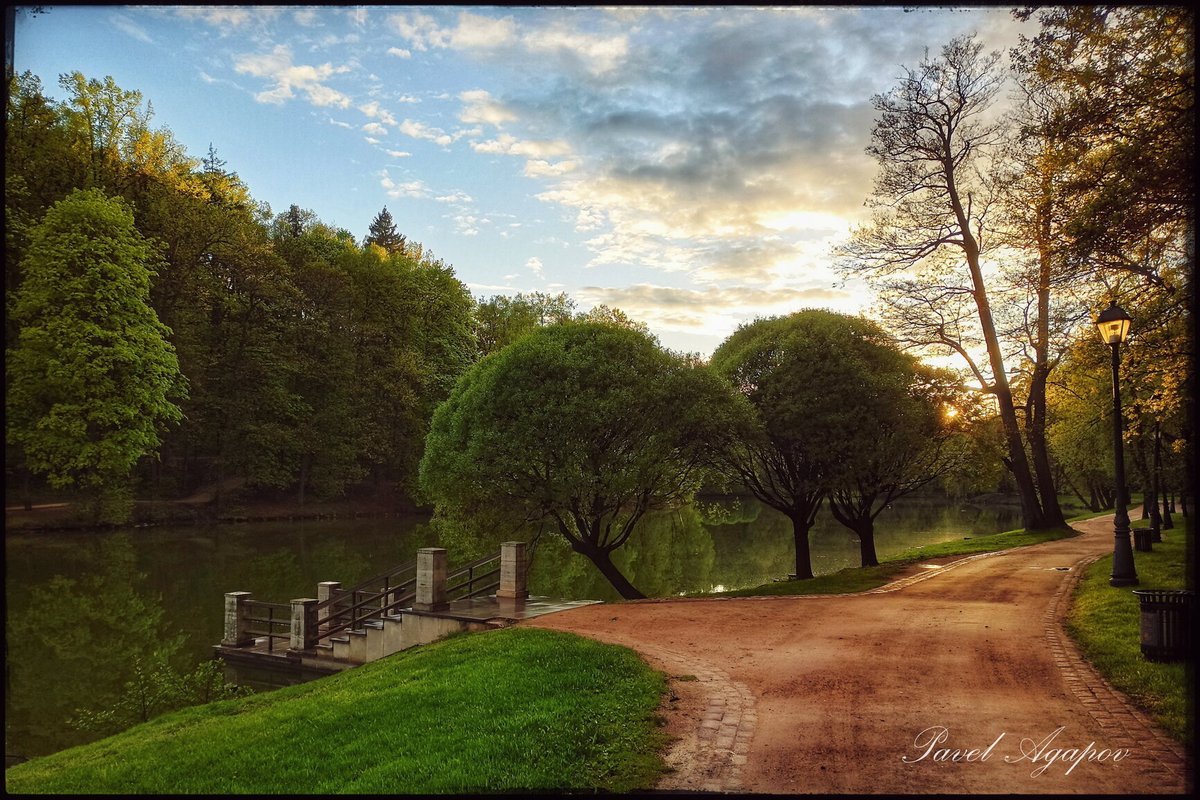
left=837, top=35, right=1051, bottom=531
left=709, top=310, right=850, bottom=579
left=6, top=189, right=186, bottom=521
left=419, top=321, right=732, bottom=599
left=823, top=349, right=966, bottom=568
left=363, top=205, right=407, bottom=254
left=473, top=291, right=577, bottom=357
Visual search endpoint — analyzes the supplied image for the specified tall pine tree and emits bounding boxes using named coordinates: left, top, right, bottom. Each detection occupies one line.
left=364, top=206, right=406, bottom=254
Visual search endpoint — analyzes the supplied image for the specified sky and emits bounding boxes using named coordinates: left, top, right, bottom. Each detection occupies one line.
left=12, top=5, right=1035, bottom=355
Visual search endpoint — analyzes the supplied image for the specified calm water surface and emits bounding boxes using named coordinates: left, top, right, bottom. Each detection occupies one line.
left=4, top=498, right=1019, bottom=760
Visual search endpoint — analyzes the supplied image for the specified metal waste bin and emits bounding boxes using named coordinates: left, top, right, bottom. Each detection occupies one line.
left=1133, top=528, right=1153, bottom=552
left=1132, top=589, right=1194, bottom=662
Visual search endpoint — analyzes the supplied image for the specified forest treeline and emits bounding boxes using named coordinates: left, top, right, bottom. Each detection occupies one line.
left=2, top=71, right=641, bottom=520
left=4, top=7, right=1193, bottom=547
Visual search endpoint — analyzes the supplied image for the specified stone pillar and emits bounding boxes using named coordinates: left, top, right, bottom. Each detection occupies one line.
left=222, top=591, right=255, bottom=647
left=289, top=598, right=319, bottom=651
left=497, top=541, right=529, bottom=600
left=316, top=581, right=341, bottom=632
left=415, top=547, right=448, bottom=611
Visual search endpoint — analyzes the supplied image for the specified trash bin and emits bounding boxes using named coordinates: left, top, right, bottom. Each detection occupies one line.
left=1132, top=589, right=1194, bottom=662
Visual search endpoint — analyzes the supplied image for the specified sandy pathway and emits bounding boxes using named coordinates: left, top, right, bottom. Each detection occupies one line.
left=528, top=516, right=1191, bottom=794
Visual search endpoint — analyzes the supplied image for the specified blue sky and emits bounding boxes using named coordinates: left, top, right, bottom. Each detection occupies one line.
left=13, top=5, right=1032, bottom=355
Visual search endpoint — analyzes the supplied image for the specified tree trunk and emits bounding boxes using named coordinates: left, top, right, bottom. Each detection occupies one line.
left=297, top=453, right=310, bottom=508
left=582, top=545, right=645, bottom=600
left=790, top=511, right=815, bottom=579
left=1027, top=226, right=1066, bottom=528
left=947, top=180, right=1044, bottom=531
left=857, top=518, right=879, bottom=568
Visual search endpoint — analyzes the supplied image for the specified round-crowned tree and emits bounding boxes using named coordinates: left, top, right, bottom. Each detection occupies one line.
left=419, top=320, right=733, bottom=599
left=711, top=309, right=961, bottom=575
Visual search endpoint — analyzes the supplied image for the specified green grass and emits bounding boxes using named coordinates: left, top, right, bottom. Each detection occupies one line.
left=1067, top=518, right=1191, bottom=744
left=4, top=628, right=667, bottom=794
left=709, top=522, right=1080, bottom=598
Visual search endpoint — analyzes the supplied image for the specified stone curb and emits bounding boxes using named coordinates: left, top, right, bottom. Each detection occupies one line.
left=638, top=642, right=757, bottom=793
left=1045, top=550, right=1191, bottom=791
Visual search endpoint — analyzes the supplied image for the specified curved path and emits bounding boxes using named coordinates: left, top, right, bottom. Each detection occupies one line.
left=528, top=516, right=1191, bottom=794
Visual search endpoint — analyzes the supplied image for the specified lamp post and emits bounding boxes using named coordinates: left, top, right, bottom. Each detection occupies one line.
left=1096, top=301, right=1138, bottom=587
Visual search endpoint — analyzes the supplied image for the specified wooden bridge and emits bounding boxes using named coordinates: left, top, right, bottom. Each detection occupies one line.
left=214, top=542, right=599, bottom=682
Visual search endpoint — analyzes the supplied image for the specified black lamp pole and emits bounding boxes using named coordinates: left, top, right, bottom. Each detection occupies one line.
left=1101, top=302, right=1138, bottom=587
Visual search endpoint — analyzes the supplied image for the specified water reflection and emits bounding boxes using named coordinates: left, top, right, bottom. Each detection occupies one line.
left=4, top=498, right=1020, bottom=759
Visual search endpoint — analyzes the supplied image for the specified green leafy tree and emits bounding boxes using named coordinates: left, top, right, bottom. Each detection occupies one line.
left=473, top=291, right=576, bottom=357
left=709, top=310, right=850, bottom=579
left=6, top=189, right=186, bottom=522
left=420, top=321, right=732, bottom=599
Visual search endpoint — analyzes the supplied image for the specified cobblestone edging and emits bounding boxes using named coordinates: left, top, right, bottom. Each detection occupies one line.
left=637, top=642, right=757, bottom=793
left=1045, top=552, right=1191, bottom=791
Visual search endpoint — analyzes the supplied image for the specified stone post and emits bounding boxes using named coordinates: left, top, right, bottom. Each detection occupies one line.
left=290, top=598, right=319, bottom=651
left=415, top=547, right=449, bottom=611
left=497, top=541, right=529, bottom=600
left=317, top=581, right=341, bottom=633
left=222, top=591, right=255, bottom=647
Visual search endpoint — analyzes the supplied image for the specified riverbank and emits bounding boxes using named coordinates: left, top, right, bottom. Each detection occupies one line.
left=4, top=481, right=426, bottom=533
left=4, top=628, right=667, bottom=793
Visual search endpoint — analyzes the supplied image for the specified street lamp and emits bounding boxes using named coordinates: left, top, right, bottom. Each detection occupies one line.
left=1096, top=301, right=1138, bottom=587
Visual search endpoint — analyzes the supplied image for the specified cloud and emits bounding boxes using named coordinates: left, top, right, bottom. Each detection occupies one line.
left=293, top=8, right=319, bottom=27
left=234, top=45, right=352, bottom=108
left=398, top=119, right=453, bottom=147
left=362, top=122, right=389, bottom=136
left=386, top=149, right=412, bottom=158
left=110, top=13, right=153, bottom=43
left=458, top=89, right=516, bottom=127
left=435, top=191, right=474, bottom=204
left=471, top=134, right=571, bottom=158
left=389, top=9, right=517, bottom=52
left=387, top=46, right=412, bottom=59
left=526, top=257, right=544, bottom=276
left=522, top=23, right=629, bottom=74
left=576, top=283, right=853, bottom=335
left=176, top=6, right=254, bottom=28
left=359, top=101, right=398, bottom=126
left=380, top=172, right=430, bottom=198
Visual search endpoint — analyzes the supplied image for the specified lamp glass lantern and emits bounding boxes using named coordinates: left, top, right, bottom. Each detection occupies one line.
left=1096, top=302, right=1132, bottom=345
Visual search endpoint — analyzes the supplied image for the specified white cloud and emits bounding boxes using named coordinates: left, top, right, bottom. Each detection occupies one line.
left=390, top=10, right=517, bottom=52
left=110, top=13, right=153, bottom=43
left=362, top=122, right=389, bottom=136
left=458, top=89, right=516, bottom=127
left=294, top=8, right=319, bottom=27
left=398, top=119, right=453, bottom=147
left=526, top=257, right=544, bottom=276
left=523, top=24, right=629, bottom=74
left=471, top=134, right=571, bottom=158
left=381, top=172, right=431, bottom=199
left=435, top=191, right=474, bottom=204
left=385, top=149, right=412, bottom=158
left=524, top=159, right=577, bottom=177
left=234, top=45, right=351, bottom=108
left=387, top=46, right=413, bottom=59
left=364, top=136, right=381, bottom=145
left=359, top=101, right=398, bottom=126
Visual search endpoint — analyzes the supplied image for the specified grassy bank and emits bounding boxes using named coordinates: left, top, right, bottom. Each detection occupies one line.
left=4, top=628, right=667, bottom=794
left=709, top=522, right=1080, bottom=598
left=1067, top=518, right=1191, bottom=744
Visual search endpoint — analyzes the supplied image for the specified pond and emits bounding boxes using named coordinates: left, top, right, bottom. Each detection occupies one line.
left=4, top=497, right=1020, bottom=761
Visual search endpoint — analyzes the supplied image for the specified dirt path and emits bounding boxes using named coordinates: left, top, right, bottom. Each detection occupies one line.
left=528, top=516, right=1191, bottom=794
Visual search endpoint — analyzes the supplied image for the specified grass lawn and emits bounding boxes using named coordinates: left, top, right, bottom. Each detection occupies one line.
left=4, top=628, right=667, bottom=794
left=1067, top=518, right=1191, bottom=744
left=710, top=522, right=1080, bottom=598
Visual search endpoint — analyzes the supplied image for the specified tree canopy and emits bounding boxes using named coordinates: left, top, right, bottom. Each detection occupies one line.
left=419, top=320, right=733, bottom=598
left=6, top=188, right=186, bottom=522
